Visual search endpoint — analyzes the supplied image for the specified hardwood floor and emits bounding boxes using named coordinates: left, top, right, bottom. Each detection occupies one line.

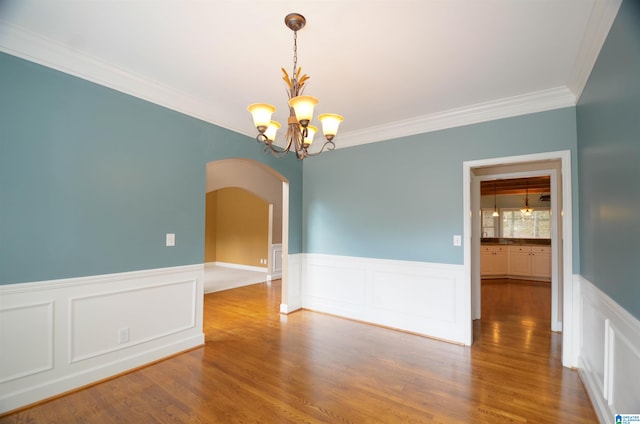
left=1, top=278, right=597, bottom=423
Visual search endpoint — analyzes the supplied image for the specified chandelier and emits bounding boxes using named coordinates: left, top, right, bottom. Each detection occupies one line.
left=247, top=13, right=343, bottom=160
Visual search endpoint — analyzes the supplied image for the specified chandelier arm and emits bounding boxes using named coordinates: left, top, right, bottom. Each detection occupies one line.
left=265, top=145, right=289, bottom=158
left=303, top=140, right=336, bottom=157
left=257, top=134, right=291, bottom=158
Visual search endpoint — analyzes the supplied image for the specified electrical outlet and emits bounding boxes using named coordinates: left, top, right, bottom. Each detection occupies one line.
left=118, top=327, right=129, bottom=344
left=453, top=235, right=462, bottom=246
left=166, top=233, right=175, bottom=247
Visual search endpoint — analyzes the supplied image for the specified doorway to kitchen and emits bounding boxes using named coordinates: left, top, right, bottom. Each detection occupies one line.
left=463, top=150, right=576, bottom=368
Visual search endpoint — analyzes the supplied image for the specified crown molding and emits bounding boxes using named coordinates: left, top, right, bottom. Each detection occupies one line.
left=566, top=0, right=622, bottom=102
left=0, top=21, right=246, bottom=135
left=335, top=87, right=576, bottom=149
left=0, top=0, right=619, bottom=149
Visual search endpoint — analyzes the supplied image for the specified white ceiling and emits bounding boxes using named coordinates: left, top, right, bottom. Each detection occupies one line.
left=0, top=1, right=621, bottom=149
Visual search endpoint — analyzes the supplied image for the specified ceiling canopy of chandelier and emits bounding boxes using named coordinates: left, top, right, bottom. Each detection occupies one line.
left=247, top=13, right=343, bottom=160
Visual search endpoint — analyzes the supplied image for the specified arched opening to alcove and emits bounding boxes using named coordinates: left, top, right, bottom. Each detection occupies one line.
left=205, top=158, right=290, bottom=309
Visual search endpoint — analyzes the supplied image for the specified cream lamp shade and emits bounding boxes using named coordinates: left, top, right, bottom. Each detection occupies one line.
left=264, top=121, right=281, bottom=141
left=247, top=103, right=276, bottom=130
left=303, top=125, right=317, bottom=146
left=288, top=95, right=318, bottom=125
left=318, top=113, right=344, bottom=139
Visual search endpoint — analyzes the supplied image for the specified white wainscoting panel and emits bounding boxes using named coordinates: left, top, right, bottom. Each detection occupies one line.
left=0, top=302, right=53, bottom=384
left=0, top=265, right=204, bottom=414
left=69, top=280, right=197, bottom=362
left=280, top=254, right=302, bottom=314
left=302, top=254, right=467, bottom=344
left=578, top=276, right=640, bottom=423
left=271, top=243, right=283, bottom=280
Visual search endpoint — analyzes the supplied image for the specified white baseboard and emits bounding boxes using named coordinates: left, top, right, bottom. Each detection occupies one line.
left=203, top=262, right=268, bottom=293
left=212, top=262, right=267, bottom=273
left=301, top=254, right=468, bottom=345
left=577, top=276, right=640, bottom=423
left=0, top=264, right=204, bottom=414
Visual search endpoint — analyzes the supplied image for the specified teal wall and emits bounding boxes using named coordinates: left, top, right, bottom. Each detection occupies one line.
left=0, top=52, right=302, bottom=285
left=303, top=108, right=579, bottom=267
left=576, top=0, right=640, bottom=319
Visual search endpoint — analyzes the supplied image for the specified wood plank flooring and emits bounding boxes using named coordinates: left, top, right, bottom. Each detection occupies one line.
left=1, top=278, right=597, bottom=423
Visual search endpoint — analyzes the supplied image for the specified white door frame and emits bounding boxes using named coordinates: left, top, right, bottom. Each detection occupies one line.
left=463, top=150, right=577, bottom=368
left=472, top=168, right=560, bottom=331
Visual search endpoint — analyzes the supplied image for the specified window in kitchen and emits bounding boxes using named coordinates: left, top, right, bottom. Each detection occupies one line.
left=481, top=209, right=499, bottom=237
left=501, top=208, right=551, bottom=238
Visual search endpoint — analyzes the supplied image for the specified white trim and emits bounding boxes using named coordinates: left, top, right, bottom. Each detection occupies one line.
left=473, top=168, right=561, bottom=332
left=213, top=262, right=267, bottom=273
left=267, top=204, right=274, bottom=281
left=0, top=265, right=204, bottom=414
left=0, top=6, right=616, bottom=149
left=0, top=301, right=54, bottom=384
left=0, top=22, right=246, bottom=136
left=0, top=264, right=202, bottom=294
left=336, top=87, right=575, bottom=149
left=301, top=253, right=468, bottom=345
left=463, top=150, right=575, bottom=366
left=577, top=276, right=640, bottom=424
left=567, top=0, right=623, bottom=102
left=0, top=0, right=620, bottom=147
left=270, top=243, right=283, bottom=280
left=280, top=181, right=291, bottom=312
left=67, top=279, right=198, bottom=363
left=280, top=253, right=302, bottom=314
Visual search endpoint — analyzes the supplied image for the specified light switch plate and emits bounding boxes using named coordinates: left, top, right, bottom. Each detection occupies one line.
left=453, top=235, right=462, bottom=246
left=166, top=233, right=175, bottom=247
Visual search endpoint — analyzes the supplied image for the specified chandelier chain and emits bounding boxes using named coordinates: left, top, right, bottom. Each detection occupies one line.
left=292, top=30, right=298, bottom=94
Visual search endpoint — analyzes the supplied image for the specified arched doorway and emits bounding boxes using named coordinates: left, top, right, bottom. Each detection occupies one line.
left=205, top=158, right=290, bottom=310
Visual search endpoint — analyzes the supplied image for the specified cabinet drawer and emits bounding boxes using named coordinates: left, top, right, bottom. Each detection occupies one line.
left=531, top=246, right=550, bottom=254
left=509, top=246, right=531, bottom=253
left=481, top=246, right=506, bottom=253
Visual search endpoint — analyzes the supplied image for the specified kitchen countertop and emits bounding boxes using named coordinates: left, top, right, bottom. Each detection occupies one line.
left=481, top=238, right=551, bottom=246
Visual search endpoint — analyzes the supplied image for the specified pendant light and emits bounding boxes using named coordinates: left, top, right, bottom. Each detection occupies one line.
left=492, top=181, right=499, bottom=217
left=520, top=182, right=534, bottom=216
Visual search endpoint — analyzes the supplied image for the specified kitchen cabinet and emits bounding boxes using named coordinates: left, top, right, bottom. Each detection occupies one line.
left=508, top=246, right=533, bottom=277
left=507, top=245, right=551, bottom=281
left=480, top=246, right=508, bottom=277
left=481, top=244, right=551, bottom=281
left=530, top=246, right=551, bottom=279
